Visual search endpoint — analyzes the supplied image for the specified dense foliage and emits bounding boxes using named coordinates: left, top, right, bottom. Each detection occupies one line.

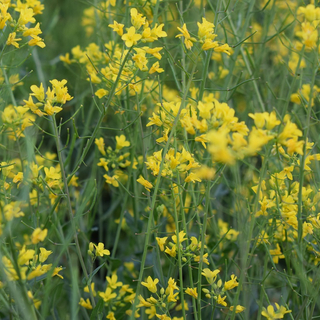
left=1, top=0, right=320, bottom=319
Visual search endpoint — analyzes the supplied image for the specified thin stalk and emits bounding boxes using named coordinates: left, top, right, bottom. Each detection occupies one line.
left=230, top=146, right=271, bottom=320
left=222, top=0, right=265, bottom=111
left=172, top=187, right=186, bottom=320
left=177, top=175, right=198, bottom=320
left=197, top=181, right=210, bottom=320
left=297, top=62, right=318, bottom=246
left=52, top=116, right=96, bottom=308
left=129, top=58, right=198, bottom=320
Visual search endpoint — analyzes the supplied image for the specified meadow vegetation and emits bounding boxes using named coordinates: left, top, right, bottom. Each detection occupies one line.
left=1, top=0, right=320, bottom=319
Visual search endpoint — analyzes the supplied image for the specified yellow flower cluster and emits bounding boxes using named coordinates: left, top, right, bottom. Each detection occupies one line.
left=2, top=0, right=45, bottom=49
left=95, top=135, right=138, bottom=188
left=176, top=18, right=232, bottom=54
left=79, top=273, right=135, bottom=315
left=23, top=79, right=72, bottom=117
left=1, top=104, right=35, bottom=140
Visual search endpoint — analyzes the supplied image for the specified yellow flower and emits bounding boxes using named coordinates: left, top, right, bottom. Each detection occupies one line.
left=106, top=311, right=116, bottom=320
left=249, top=112, right=266, bottom=128
left=185, top=287, right=197, bottom=298
left=194, top=253, right=209, bottom=265
left=269, top=243, right=285, bottom=264
left=106, top=274, right=123, bottom=289
left=296, top=21, right=318, bottom=51
left=151, top=23, right=167, bottom=39
left=31, top=228, right=48, bottom=244
left=0, top=3, right=11, bottom=30
left=165, top=245, right=176, bottom=257
left=137, top=175, right=153, bottom=192
left=261, top=303, right=291, bottom=320
left=217, top=295, right=227, bottom=307
left=185, top=172, right=202, bottom=183
left=3, top=202, right=24, bottom=221
left=156, top=237, right=168, bottom=251
left=97, top=158, right=109, bottom=171
left=145, top=47, right=163, bottom=59
left=137, top=295, right=152, bottom=307
left=30, top=83, right=45, bottom=101
left=146, top=112, right=163, bottom=127
left=44, top=100, right=62, bottom=115
left=201, top=268, right=220, bottom=284
left=149, top=61, right=164, bottom=74
left=7, top=32, right=22, bottom=48
left=18, top=246, right=35, bottom=265
left=60, top=53, right=72, bottom=64
left=79, top=297, right=92, bottom=309
left=115, top=135, right=130, bottom=150
left=98, top=287, right=117, bottom=303
left=133, top=48, right=148, bottom=71
left=130, top=8, right=146, bottom=30
left=27, top=291, right=41, bottom=309
left=214, top=43, right=232, bottom=55
left=176, top=24, right=194, bottom=49
left=109, top=20, right=124, bottom=36
left=39, top=248, right=52, bottom=263
left=84, top=283, right=97, bottom=297
left=27, top=264, right=51, bottom=280
left=95, top=88, right=108, bottom=99
left=49, top=79, right=73, bottom=104
left=18, top=8, right=35, bottom=25
left=104, top=174, right=119, bottom=187
left=224, top=274, right=239, bottom=290
left=94, top=242, right=110, bottom=257
left=197, top=17, right=215, bottom=40
left=95, top=137, right=106, bottom=156
left=230, top=305, right=246, bottom=313
left=141, top=276, right=159, bottom=293
left=166, top=277, right=179, bottom=295
left=28, top=35, right=45, bottom=48
left=122, top=26, right=142, bottom=47
left=156, top=314, right=171, bottom=320
left=297, top=4, right=320, bottom=22
left=13, top=172, right=23, bottom=184
left=156, top=128, right=169, bottom=143
left=52, top=266, right=64, bottom=279
left=172, top=230, right=187, bottom=244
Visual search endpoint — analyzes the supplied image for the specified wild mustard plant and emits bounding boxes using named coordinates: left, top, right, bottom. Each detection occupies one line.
left=1, top=0, right=320, bottom=319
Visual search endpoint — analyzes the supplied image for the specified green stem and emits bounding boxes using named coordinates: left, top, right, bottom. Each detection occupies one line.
left=52, top=116, right=96, bottom=308
left=197, top=181, right=210, bottom=320
left=172, top=187, right=186, bottom=320
left=129, top=56, right=198, bottom=320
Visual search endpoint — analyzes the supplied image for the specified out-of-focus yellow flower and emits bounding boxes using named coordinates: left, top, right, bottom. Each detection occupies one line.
left=31, top=228, right=48, bottom=244
left=109, top=20, right=124, bottom=36
left=95, top=137, right=106, bottom=155
left=156, top=237, right=168, bottom=251
left=79, top=297, right=92, bottom=309
left=137, top=175, right=153, bottom=192
left=261, top=303, right=291, bottom=320
left=230, top=305, right=246, bottom=313
left=7, top=32, right=22, bottom=48
left=185, top=287, right=198, bottom=298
